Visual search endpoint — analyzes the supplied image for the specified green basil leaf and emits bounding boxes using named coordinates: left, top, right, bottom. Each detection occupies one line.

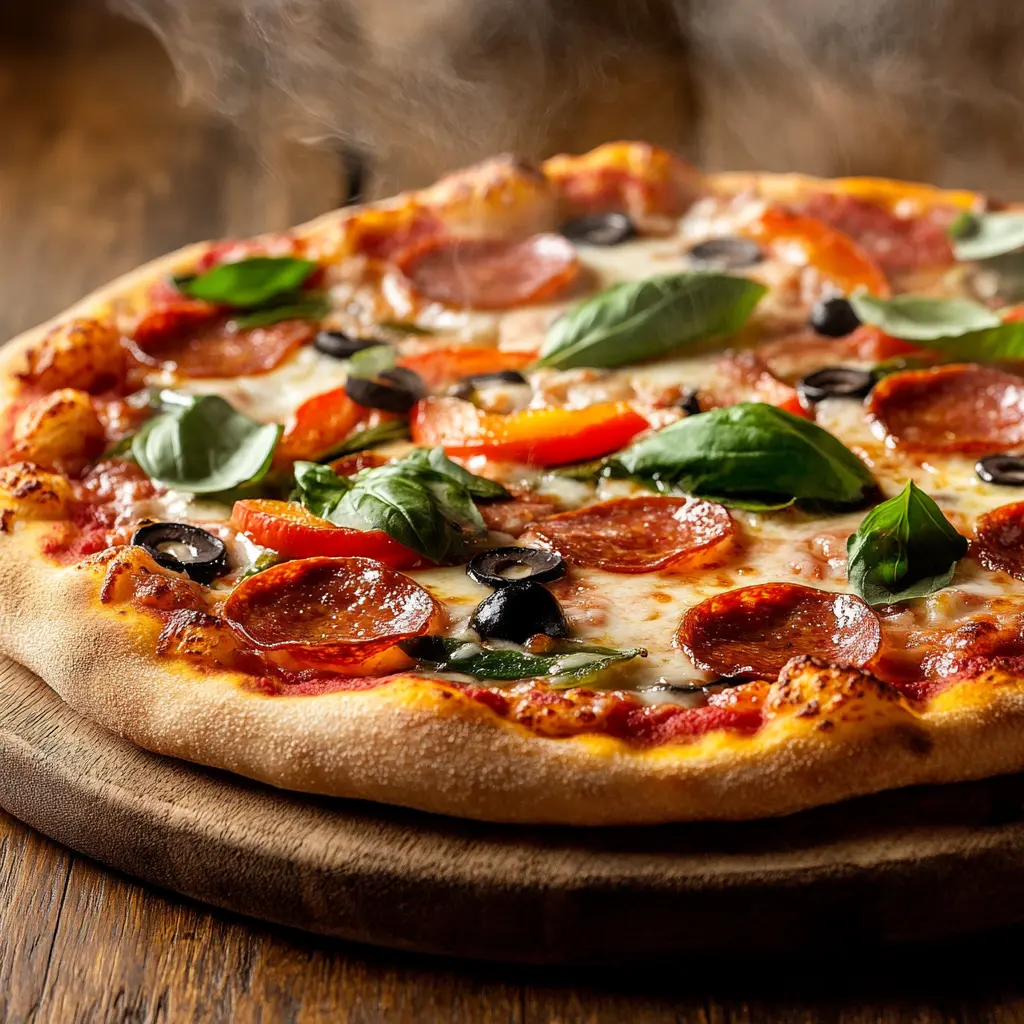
left=238, top=550, right=283, bottom=583
left=315, top=419, right=411, bottom=463
left=292, top=461, right=355, bottom=519
left=849, top=293, right=1001, bottom=341
left=951, top=211, right=1024, bottom=262
left=402, top=446, right=509, bottom=501
left=132, top=395, right=282, bottom=494
left=231, top=294, right=331, bottom=329
left=846, top=480, right=968, bottom=606
left=403, top=636, right=646, bottom=687
left=178, top=256, right=317, bottom=307
left=100, top=434, right=137, bottom=460
left=608, top=403, right=876, bottom=508
left=376, top=320, right=437, bottom=336
left=347, top=344, right=396, bottom=379
left=535, top=272, right=766, bottom=370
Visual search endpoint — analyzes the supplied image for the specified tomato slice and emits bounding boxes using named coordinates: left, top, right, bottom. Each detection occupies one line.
left=744, top=207, right=891, bottom=297
left=410, top=397, right=649, bottom=466
left=276, top=387, right=367, bottom=463
left=397, top=346, right=536, bottom=390
left=233, top=499, right=424, bottom=568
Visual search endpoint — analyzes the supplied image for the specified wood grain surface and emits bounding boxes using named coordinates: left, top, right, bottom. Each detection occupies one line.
left=5, top=2, right=1024, bottom=1021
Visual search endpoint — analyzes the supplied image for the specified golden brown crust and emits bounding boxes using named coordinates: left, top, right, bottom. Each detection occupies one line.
left=4, top=144, right=1024, bottom=824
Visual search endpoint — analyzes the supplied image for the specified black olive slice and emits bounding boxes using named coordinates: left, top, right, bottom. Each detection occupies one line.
left=314, top=330, right=382, bottom=360
left=797, top=366, right=874, bottom=403
left=450, top=370, right=529, bottom=400
left=976, top=454, right=1024, bottom=486
left=467, top=546, right=566, bottom=588
left=131, top=522, right=228, bottom=585
left=686, top=236, right=764, bottom=270
left=398, top=635, right=452, bottom=662
left=560, top=212, right=635, bottom=247
left=344, top=367, right=426, bottom=413
left=469, top=581, right=569, bottom=644
left=677, top=387, right=702, bottom=415
left=809, top=296, right=861, bottom=338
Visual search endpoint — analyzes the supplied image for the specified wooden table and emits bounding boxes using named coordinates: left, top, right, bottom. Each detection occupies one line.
left=5, top=4, right=1024, bottom=1020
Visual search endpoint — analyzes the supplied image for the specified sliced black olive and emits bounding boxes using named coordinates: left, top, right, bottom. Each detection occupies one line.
left=469, top=581, right=569, bottom=644
left=677, top=387, right=702, bottom=416
left=344, top=367, right=426, bottom=413
left=131, top=522, right=228, bottom=585
left=398, top=635, right=451, bottom=662
left=560, top=212, right=635, bottom=247
left=976, top=454, right=1024, bottom=486
left=686, top=236, right=763, bottom=270
left=314, top=330, right=382, bottom=360
left=467, top=546, right=566, bottom=588
left=809, top=296, right=861, bottom=338
left=450, top=370, right=529, bottom=400
left=797, top=366, right=874, bottom=403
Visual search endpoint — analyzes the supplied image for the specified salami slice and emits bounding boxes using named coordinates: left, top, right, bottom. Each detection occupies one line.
left=973, top=502, right=1024, bottom=581
left=867, top=364, right=1024, bottom=453
left=396, top=234, right=580, bottom=310
left=223, top=556, right=437, bottom=663
left=520, top=496, right=736, bottom=573
left=677, top=583, right=881, bottom=680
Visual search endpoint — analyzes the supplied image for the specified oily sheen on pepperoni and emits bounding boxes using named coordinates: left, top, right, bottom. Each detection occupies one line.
left=222, top=556, right=436, bottom=663
left=867, top=364, right=1024, bottom=453
left=677, top=583, right=881, bottom=680
left=395, top=234, right=579, bottom=309
left=520, top=496, right=736, bottom=573
left=974, top=502, right=1024, bottom=581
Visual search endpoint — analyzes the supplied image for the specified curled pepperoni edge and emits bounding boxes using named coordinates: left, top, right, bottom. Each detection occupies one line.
left=973, top=502, right=1024, bottom=582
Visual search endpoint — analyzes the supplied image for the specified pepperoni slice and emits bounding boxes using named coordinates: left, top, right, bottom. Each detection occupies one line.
left=867, top=364, right=1024, bottom=453
left=223, top=556, right=437, bottom=664
left=677, top=583, right=881, bottom=680
left=521, top=496, right=736, bottom=574
left=130, top=318, right=313, bottom=378
left=395, top=234, right=580, bottom=310
left=973, top=502, right=1024, bottom=581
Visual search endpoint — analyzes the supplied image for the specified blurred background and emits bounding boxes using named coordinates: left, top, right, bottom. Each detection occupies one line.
left=3, top=0, right=1024, bottom=340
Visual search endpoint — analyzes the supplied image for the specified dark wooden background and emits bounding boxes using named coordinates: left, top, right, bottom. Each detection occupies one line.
left=5, top=2, right=1024, bottom=1021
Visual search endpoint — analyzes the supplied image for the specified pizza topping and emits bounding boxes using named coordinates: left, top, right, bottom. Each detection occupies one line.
left=677, top=583, right=881, bottom=680
left=477, top=496, right=560, bottom=536
left=411, top=397, right=649, bottom=466
left=976, top=454, right=1024, bottom=486
left=951, top=211, right=1024, bottom=262
left=520, top=496, right=736, bottom=574
left=536, top=272, right=766, bottom=371
left=175, top=256, right=318, bottom=307
left=466, top=546, right=566, bottom=588
left=867, top=364, right=1024, bottom=453
left=277, top=387, right=366, bottom=463
left=222, top=556, right=437, bottom=663
left=345, top=365, right=426, bottom=414
left=398, top=347, right=534, bottom=392
left=677, top=387, right=702, bottom=416
left=972, top=502, right=1024, bottom=581
left=606, top=403, right=875, bottom=510
left=715, top=350, right=811, bottom=419
left=796, top=367, right=874, bottom=403
left=313, top=330, right=381, bottom=360
left=560, top=212, right=635, bottom=247
left=131, top=522, right=229, bottom=585
left=469, top=581, right=570, bottom=644
left=685, top=236, right=764, bottom=270
left=232, top=499, right=423, bottom=568
left=450, top=369, right=530, bottom=400
left=132, top=393, right=281, bottom=494
left=809, top=296, right=861, bottom=338
left=395, top=234, right=580, bottom=310
left=846, top=481, right=967, bottom=606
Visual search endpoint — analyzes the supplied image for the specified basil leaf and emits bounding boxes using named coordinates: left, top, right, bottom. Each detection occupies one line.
left=178, top=257, right=317, bottom=307
left=951, top=211, right=1024, bottom=262
left=347, top=344, right=396, bottom=378
left=376, top=320, right=437, bottom=336
left=608, top=403, right=875, bottom=508
left=292, top=461, right=354, bottom=519
left=403, top=636, right=646, bottom=687
left=315, top=419, right=411, bottom=463
left=846, top=481, right=967, bottom=606
left=402, top=446, right=508, bottom=501
left=535, top=272, right=766, bottom=370
left=850, top=292, right=1024, bottom=360
left=238, top=550, right=283, bottom=583
left=231, top=294, right=331, bottom=329
left=132, top=395, right=282, bottom=494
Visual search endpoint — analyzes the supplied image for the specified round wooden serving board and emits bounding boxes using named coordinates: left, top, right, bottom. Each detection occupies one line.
left=3, top=655, right=1024, bottom=963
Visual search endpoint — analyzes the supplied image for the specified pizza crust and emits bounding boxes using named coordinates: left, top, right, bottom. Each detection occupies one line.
left=4, top=150, right=1024, bottom=825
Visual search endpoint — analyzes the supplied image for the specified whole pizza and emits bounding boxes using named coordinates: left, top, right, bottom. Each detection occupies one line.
left=4, top=141, right=1024, bottom=824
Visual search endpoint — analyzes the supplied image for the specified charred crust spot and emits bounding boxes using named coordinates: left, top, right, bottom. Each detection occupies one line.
left=767, top=656, right=906, bottom=718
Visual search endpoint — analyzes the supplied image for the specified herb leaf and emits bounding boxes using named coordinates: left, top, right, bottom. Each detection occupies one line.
left=535, top=272, right=766, bottom=370
left=132, top=395, right=282, bottom=494
left=951, top=211, right=1024, bottom=262
left=232, top=294, right=331, bottom=329
left=606, top=403, right=875, bottom=509
left=293, top=447, right=509, bottom=562
left=316, top=419, right=411, bottom=463
left=402, top=636, right=646, bottom=687
left=846, top=481, right=968, bottom=606
left=178, top=256, right=317, bottom=307
left=347, top=344, right=396, bottom=379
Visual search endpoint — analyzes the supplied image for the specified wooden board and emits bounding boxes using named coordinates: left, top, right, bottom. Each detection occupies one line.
left=4, top=654, right=1024, bottom=965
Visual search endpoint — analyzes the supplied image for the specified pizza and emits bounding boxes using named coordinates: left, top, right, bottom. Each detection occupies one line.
left=3, top=141, right=1024, bottom=825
